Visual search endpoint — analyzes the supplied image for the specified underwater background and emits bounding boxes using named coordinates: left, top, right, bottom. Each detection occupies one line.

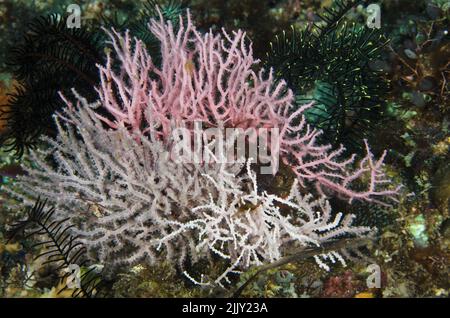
left=0, top=0, right=448, bottom=298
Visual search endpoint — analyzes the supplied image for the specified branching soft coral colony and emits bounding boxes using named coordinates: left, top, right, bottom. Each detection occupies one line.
left=5, top=9, right=400, bottom=287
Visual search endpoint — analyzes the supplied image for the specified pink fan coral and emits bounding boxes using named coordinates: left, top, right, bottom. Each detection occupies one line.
left=92, top=9, right=400, bottom=204
left=96, top=11, right=292, bottom=138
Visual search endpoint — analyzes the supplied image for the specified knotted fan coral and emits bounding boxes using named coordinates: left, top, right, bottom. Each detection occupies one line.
left=5, top=10, right=399, bottom=286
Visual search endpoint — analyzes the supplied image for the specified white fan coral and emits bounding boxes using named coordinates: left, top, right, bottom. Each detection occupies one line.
left=160, top=159, right=372, bottom=286
left=5, top=94, right=372, bottom=285
left=5, top=93, right=238, bottom=268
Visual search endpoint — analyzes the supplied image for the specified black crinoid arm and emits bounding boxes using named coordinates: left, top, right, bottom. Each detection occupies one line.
left=8, top=198, right=104, bottom=298
left=0, top=13, right=105, bottom=157
left=266, top=0, right=391, bottom=153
